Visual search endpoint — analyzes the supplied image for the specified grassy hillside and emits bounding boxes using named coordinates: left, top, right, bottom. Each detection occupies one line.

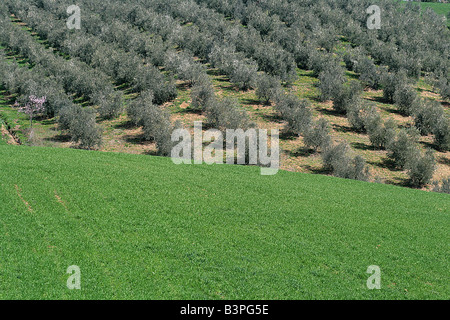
left=420, top=2, right=450, bottom=16
left=420, top=2, right=450, bottom=26
left=0, top=145, right=448, bottom=299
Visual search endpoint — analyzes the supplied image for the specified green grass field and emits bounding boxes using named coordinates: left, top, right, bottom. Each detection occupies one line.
left=0, top=145, right=448, bottom=299
left=420, top=2, right=450, bottom=26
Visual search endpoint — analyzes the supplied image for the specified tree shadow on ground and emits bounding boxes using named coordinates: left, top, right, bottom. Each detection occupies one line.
left=241, top=98, right=262, bottom=105
left=176, top=82, right=192, bottom=91
left=123, top=133, right=150, bottom=145
left=368, top=158, right=401, bottom=171
left=332, top=124, right=359, bottom=134
left=383, top=106, right=406, bottom=116
left=290, top=146, right=315, bottom=157
left=438, top=156, right=450, bottom=166
left=279, top=130, right=298, bottom=140
left=316, top=107, right=346, bottom=118
left=144, top=149, right=158, bottom=156
left=369, top=95, right=388, bottom=104
left=261, top=113, right=284, bottom=124
left=0, top=92, right=17, bottom=105
left=303, top=164, right=330, bottom=175
left=206, top=68, right=221, bottom=77
left=351, top=142, right=375, bottom=151
left=44, top=134, right=71, bottom=143
left=418, top=140, right=441, bottom=152
left=114, top=120, right=137, bottom=130
left=174, top=107, right=203, bottom=115
left=38, top=117, right=56, bottom=126
left=383, top=177, right=410, bottom=188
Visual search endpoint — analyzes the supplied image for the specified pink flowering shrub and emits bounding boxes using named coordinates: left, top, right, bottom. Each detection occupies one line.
left=14, top=95, right=46, bottom=128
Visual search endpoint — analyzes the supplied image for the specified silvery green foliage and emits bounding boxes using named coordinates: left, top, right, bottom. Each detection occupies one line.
left=347, top=101, right=371, bottom=133
left=205, top=97, right=251, bottom=132
left=433, top=178, right=450, bottom=194
left=343, top=47, right=361, bottom=71
left=433, top=117, right=450, bottom=152
left=95, top=92, right=123, bottom=120
left=254, top=43, right=297, bottom=84
left=364, top=110, right=396, bottom=150
left=331, top=81, right=363, bottom=114
left=173, top=24, right=213, bottom=58
left=0, top=12, right=118, bottom=111
left=386, top=129, right=420, bottom=170
left=303, top=118, right=332, bottom=152
left=321, top=142, right=370, bottom=182
left=436, top=76, right=450, bottom=100
left=274, top=93, right=312, bottom=135
left=208, top=44, right=258, bottom=90
left=92, top=0, right=295, bottom=81
left=393, top=84, right=418, bottom=116
left=8, top=0, right=176, bottom=107
left=0, top=50, right=72, bottom=118
left=141, top=104, right=177, bottom=156
left=57, top=104, right=79, bottom=131
left=406, top=149, right=436, bottom=188
left=245, top=4, right=282, bottom=37
left=31, top=0, right=450, bottom=81
left=381, top=70, right=410, bottom=104
left=126, top=90, right=178, bottom=156
left=355, top=56, right=381, bottom=90
left=58, top=105, right=102, bottom=150
left=229, top=59, right=257, bottom=91
left=191, top=80, right=215, bottom=111
left=413, top=99, right=444, bottom=136
left=164, top=50, right=207, bottom=86
left=318, top=64, right=347, bottom=102
left=256, top=74, right=282, bottom=105
left=266, top=0, right=447, bottom=76
left=309, top=52, right=339, bottom=78
left=127, top=91, right=155, bottom=127
left=412, top=98, right=449, bottom=151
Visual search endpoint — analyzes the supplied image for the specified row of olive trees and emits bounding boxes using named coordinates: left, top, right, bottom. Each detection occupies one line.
left=316, top=55, right=450, bottom=154
left=252, top=0, right=448, bottom=83
left=329, top=84, right=438, bottom=187
left=48, top=0, right=259, bottom=92
left=126, top=81, right=251, bottom=157
left=209, top=0, right=449, bottom=116
left=314, top=57, right=441, bottom=187
left=127, top=91, right=177, bottom=156
left=6, top=0, right=177, bottom=114
left=190, top=0, right=446, bottom=187
left=0, top=14, right=120, bottom=119
left=380, top=70, right=450, bottom=152
left=148, top=0, right=298, bottom=82
left=82, top=0, right=297, bottom=83
left=253, top=71, right=371, bottom=182
left=192, top=0, right=335, bottom=67
left=20, top=0, right=255, bottom=156
left=221, top=0, right=449, bottom=102
left=0, top=2, right=101, bottom=149
left=0, top=49, right=101, bottom=149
